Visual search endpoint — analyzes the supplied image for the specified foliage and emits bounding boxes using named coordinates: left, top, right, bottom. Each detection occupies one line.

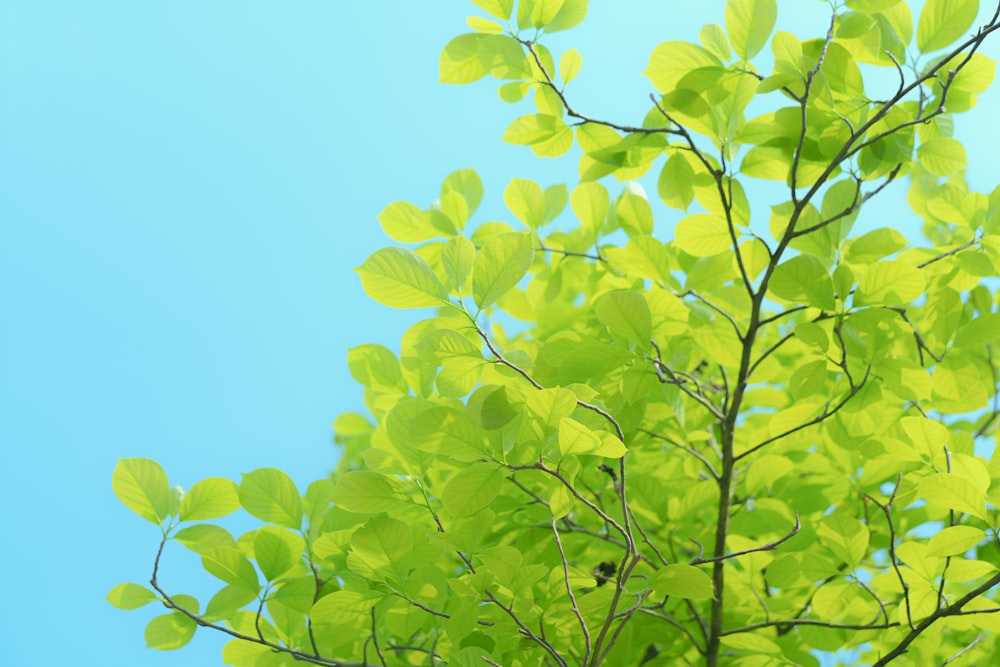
left=111, top=1, right=1000, bottom=665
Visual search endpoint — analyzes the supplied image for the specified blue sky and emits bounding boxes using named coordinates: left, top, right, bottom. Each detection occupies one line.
left=1, top=2, right=998, bottom=665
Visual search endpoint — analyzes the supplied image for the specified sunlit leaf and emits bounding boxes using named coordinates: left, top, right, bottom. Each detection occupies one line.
left=112, top=458, right=171, bottom=525
left=239, top=468, right=302, bottom=529
left=356, top=247, right=449, bottom=309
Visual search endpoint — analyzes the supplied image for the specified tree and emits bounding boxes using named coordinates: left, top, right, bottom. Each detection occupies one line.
left=109, top=1, right=1000, bottom=665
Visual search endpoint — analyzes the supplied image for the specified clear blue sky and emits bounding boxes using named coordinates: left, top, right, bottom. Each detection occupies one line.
left=1, top=2, right=997, bottom=665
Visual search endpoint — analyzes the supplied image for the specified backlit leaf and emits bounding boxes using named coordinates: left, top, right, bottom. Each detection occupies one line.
left=595, top=289, right=652, bottom=346
left=919, top=473, right=987, bottom=520
left=113, top=458, right=171, bottom=525
left=473, top=232, right=535, bottom=308
left=917, top=0, right=978, bottom=52
left=107, top=583, right=157, bottom=610
left=649, top=564, right=714, bottom=600
left=179, top=477, right=240, bottom=522
left=145, top=612, right=197, bottom=650
left=674, top=214, right=731, bottom=257
left=927, top=525, right=985, bottom=557
left=560, top=48, right=582, bottom=83
left=726, top=0, right=777, bottom=60
left=440, top=34, right=487, bottom=83
left=442, top=463, right=504, bottom=516
left=356, top=247, right=449, bottom=309
left=331, top=470, right=410, bottom=513
left=504, top=178, right=545, bottom=229
left=239, top=468, right=302, bottom=529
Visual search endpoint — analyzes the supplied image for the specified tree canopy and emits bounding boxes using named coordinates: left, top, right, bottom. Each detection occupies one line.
left=111, top=1, right=1000, bottom=665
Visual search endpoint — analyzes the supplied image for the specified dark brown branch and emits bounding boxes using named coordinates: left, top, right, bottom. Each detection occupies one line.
left=517, top=37, right=678, bottom=136
left=690, top=514, right=800, bottom=565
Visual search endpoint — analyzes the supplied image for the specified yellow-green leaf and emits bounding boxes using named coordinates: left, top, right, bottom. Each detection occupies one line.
left=331, top=470, right=410, bottom=513
left=595, top=290, right=652, bottom=346
left=145, top=612, right=197, bottom=651
left=560, top=48, right=582, bottom=84
left=112, top=458, right=171, bottom=525
left=726, top=0, right=778, bottom=60
left=239, top=468, right=302, bottom=529
left=439, top=34, right=487, bottom=84
left=107, top=583, right=157, bottom=610
left=179, top=477, right=240, bottom=522
left=504, top=178, right=545, bottom=229
left=473, top=232, right=535, bottom=308
left=471, top=0, right=514, bottom=20
left=700, top=23, right=732, bottom=61
left=674, top=214, right=731, bottom=257
left=649, top=564, right=715, bottom=600
left=356, top=247, right=449, bottom=309
left=558, top=417, right=602, bottom=455
left=917, top=0, right=978, bottom=52
left=917, top=138, right=967, bottom=176
left=442, top=463, right=504, bottom=516
left=927, top=525, right=985, bottom=557
left=856, top=260, right=925, bottom=306
left=919, top=473, right=987, bottom=520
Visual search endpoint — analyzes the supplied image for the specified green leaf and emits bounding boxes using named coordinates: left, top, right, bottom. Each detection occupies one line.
left=174, top=524, right=236, bottom=554
left=145, top=612, right=197, bottom=650
left=404, top=405, right=488, bottom=462
left=502, top=114, right=569, bottom=146
left=107, top=583, right=157, bottom=610
left=254, top=526, right=302, bottom=581
left=616, top=188, right=654, bottom=237
left=700, top=23, right=732, bottom=61
left=526, top=388, right=578, bottom=427
left=441, top=235, right=477, bottom=292
left=331, top=470, right=410, bottom=513
left=927, top=525, right=985, bottom=557
left=726, top=0, right=777, bottom=60
left=658, top=152, right=696, bottom=210
left=919, top=473, right=987, bottom=520
left=239, top=468, right=303, bottom=529
left=917, top=0, right=978, bottom=52
left=571, top=182, right=609, bottom=232
left=310, top=590, right=383, bottom=625
left=595, top=290, right=652, bottom=346
left=204, top=585, right=257, bottom=621
left=843, top=228, right=909, bottom=265
left=202, top=547, right=261, bottom=592
left=546, top=0, right=589, bottom=32
left=846, top=0, right=902, bottom=11
left=674, top=214, right=731, bottom=257
left=440, top=34, right=487, bottom=83
left=855, top=260, right=925, bottom=306
left=560, top=48, right=582, bottom=83
left=768, top=255, right=836, bottom=309
left=917, top=138, right=967, bottom=176
left=112, top=458, right=171, bottom=525
left=356, top=247, right=449, bottom=309
left=442, top=463, right=504, bottom=516
left=558, top=418, right=603, bottom=456
left=649, top=564, right=715, bottom=600
left=472, top=232, right=535, bottom=308
left=471, top=0, right=514, bottom=20
left=543, top=183, right=568, bottom=224
left=504, top=178, right=545, bottom=229
left=348, top=517, right=412, bottom=584
left=179, top=477, right=240, bottom=522
left=817, top=514, right=870, bottom=567
left=348, top=344, right=405, bottom=392
left=442, top=168, right=484, bottom=217
left=467, top=15, right=504, bottom=33
left=645, top=41, right=722, bottom=93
